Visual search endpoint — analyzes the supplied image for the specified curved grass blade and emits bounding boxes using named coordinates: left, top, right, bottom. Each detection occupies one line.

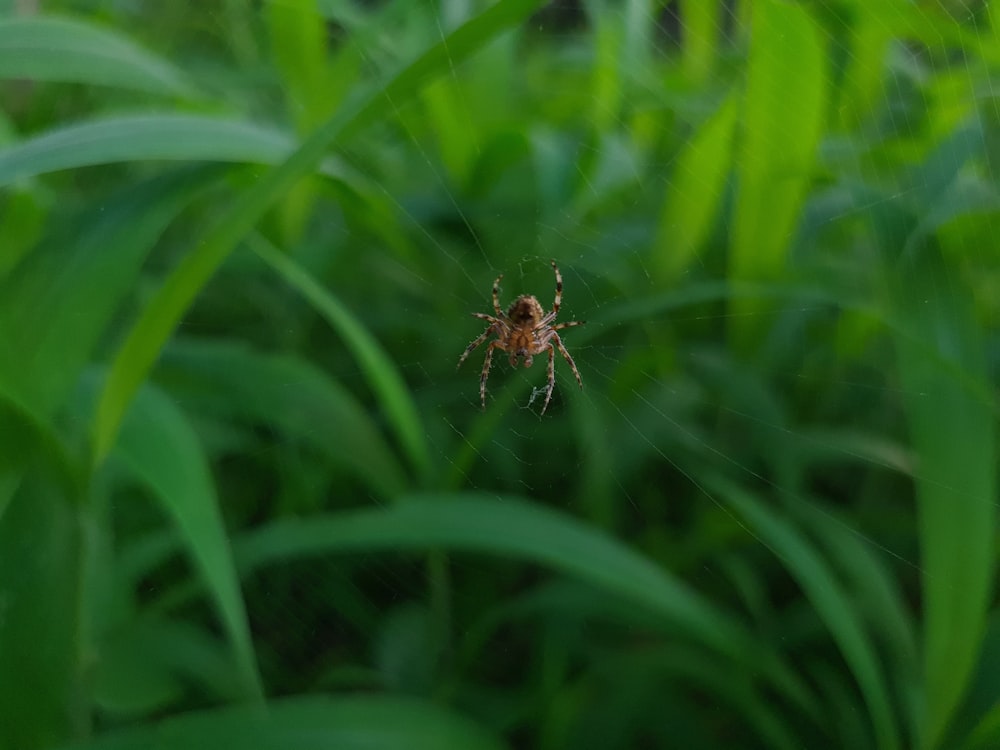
left=602, top=649, right=802, bottom=750
left=111, top=383, right=262, bottom=701
left=0, top=167, right=221, bottom=417
left=94, top=618, right=255, bottom=716
left=0, top=115, right=310, bottom=188
left=655, top=92, right=737, bottom=283
left=707, top=477, right=900, bottom=750
left=585, top=280, right=857, bottom=343
left=160, top=339, right=409, bottom=498
left=57, top=695, right=505, bottom=750
left=234, top=492, right=816, bottom=714
left=0, top=16, right=195, bottom=97
left=458, top=580, right=802, bottom=749
left=92, top=0, right=548, bottom=467
left=0, top=390, right=79, bottom=519
left=248, top=236, right=428, bottom=481
left=791, top=496, right=918, bottom=743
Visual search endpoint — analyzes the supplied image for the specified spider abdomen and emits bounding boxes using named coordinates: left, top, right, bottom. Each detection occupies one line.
left=506, top=295, right=545, bottom=327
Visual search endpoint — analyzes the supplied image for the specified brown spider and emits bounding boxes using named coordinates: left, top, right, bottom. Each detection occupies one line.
left=457, top=260, right=585, bottom=414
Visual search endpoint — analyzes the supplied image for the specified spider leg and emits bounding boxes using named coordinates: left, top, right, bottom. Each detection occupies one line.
left=550, top=260, right=562, bottom=316
left=550, top=319, right=585, bottom=332
left=472, top=312, right=501, bottom=324
left=457, top=326, right=493, bottom=370
left=552, top=332, right=583, bottom=390
left=480, top=340, right=504, bottom=410
left=541, top=345, right=556, bottom=414
left=535, top=310, right=557, bottom=329
left=492, top=274, right=504, bottom=317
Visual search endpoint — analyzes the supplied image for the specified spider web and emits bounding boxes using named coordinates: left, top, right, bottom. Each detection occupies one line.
left=121, top=0, right=998, bottom=744
left=366, top=1, right=939, bottom=562
left=308, top=8, right=1000, bottom=744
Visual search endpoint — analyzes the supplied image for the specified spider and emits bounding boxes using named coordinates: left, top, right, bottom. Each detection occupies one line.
left=457, top=260, right=585, bottom=414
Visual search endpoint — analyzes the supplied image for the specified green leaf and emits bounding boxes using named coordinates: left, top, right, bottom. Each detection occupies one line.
left=585, top=280, right=846, bottom=342
left=837, top=6, right=893, bottom=129
left=92, top=626, right=184, bottom=717
left=655, top=93, right=738, bottom=282
left=589, top=12, right=624, bottom=133
left=248, top=237, right=428, bottom=482
left=159, top=339, right=409, bottom=498
left=0, top=115, right=308, bottom=188
left=94, top=619, right=249, bottom=716
left=0, top=167, right=219, bottom=417
left=234, top=492, right=813, bottom=711
left=0, top=16, right=195, bottom=96
left=110, top=383, right=263, bottom=701
left=598, top=649, right=803, bottom=750
left=0, top=476, right=83, bottom=749
left=0, top=187, right=46, bottom=278
left=0, top=387, right=79, bottom=520
left=960, top=613, right=1000, bottom=749
left=966, top=706, right=1000, bottom=750
left=58, top=695, right=505, bottom=750
left=708, top=478, right=900, bottom=750
left=92, top=0, right=544, bottom=466
left=730, top=0, right=826, bottom=349
left=890, top=243, right=995, bottom=749
left=792, top=496, right=919, bottom=741
left=268, top=0, right=332, bottom=131
left=422, top=76, right=477, bottom=182
left=679, top=0, right=723, bottom=83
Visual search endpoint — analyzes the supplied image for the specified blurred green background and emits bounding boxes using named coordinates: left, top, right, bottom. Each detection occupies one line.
left=1, top=0, right=998, bottom=748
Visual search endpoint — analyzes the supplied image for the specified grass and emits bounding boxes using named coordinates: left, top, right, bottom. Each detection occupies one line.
left=1, top=0, right=998, bottom=748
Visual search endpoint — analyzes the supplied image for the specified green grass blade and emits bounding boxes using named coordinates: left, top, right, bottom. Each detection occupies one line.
left=730, top=0, right=826, bottom=349
left=590, top=13, right=624, bottom=133
left=0, top=167, right=219, bottom=417
left=160, top=339, right=409, bottom=498
left=0, top=115, right=308, bottom=187
left=837, top=6, right=892, bottom=129
left=655, top=93, right=738, bottom=283
left=890, top=245, right=996, bottom=750
left=234, top=492, right=813, bottom=710
left=708, top=478, right=900, bottom=750
left=94, top=619, right=256, bottom=715
left=0, top=187, right=45, bottom=278
left=268, top=0, right=331, bottom=131
left=111, top=383, right=263, bottom=701
left=584, top=280, right=849, bottom=344
left=57, top=695, right=505, bottom=750
left=0, top=475, right=83, bottom=748
left=792, top=496, right=919, bottom=743
left=965, top=703, right=1000, bottom=750
left=0, top=16, right=195, bottom=96
left=248, top=236, right=428, bottom=482
left=679, top=0, right=723, bottom=82
left=0, top=390, right=79, bottom=519
left=92, top=0, right=545, bottom=466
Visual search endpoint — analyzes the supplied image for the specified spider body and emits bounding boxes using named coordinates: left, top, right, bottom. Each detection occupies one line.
left=457, top=261, right=585, bottom=414
left=503, top=295, right=546, bottom=368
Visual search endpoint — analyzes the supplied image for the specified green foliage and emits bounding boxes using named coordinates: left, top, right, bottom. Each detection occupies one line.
left=1, top=0, right=998, bottom=748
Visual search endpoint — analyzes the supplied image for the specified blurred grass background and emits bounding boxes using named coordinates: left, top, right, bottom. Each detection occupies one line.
left=1, top=0, right=999, bottom=748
